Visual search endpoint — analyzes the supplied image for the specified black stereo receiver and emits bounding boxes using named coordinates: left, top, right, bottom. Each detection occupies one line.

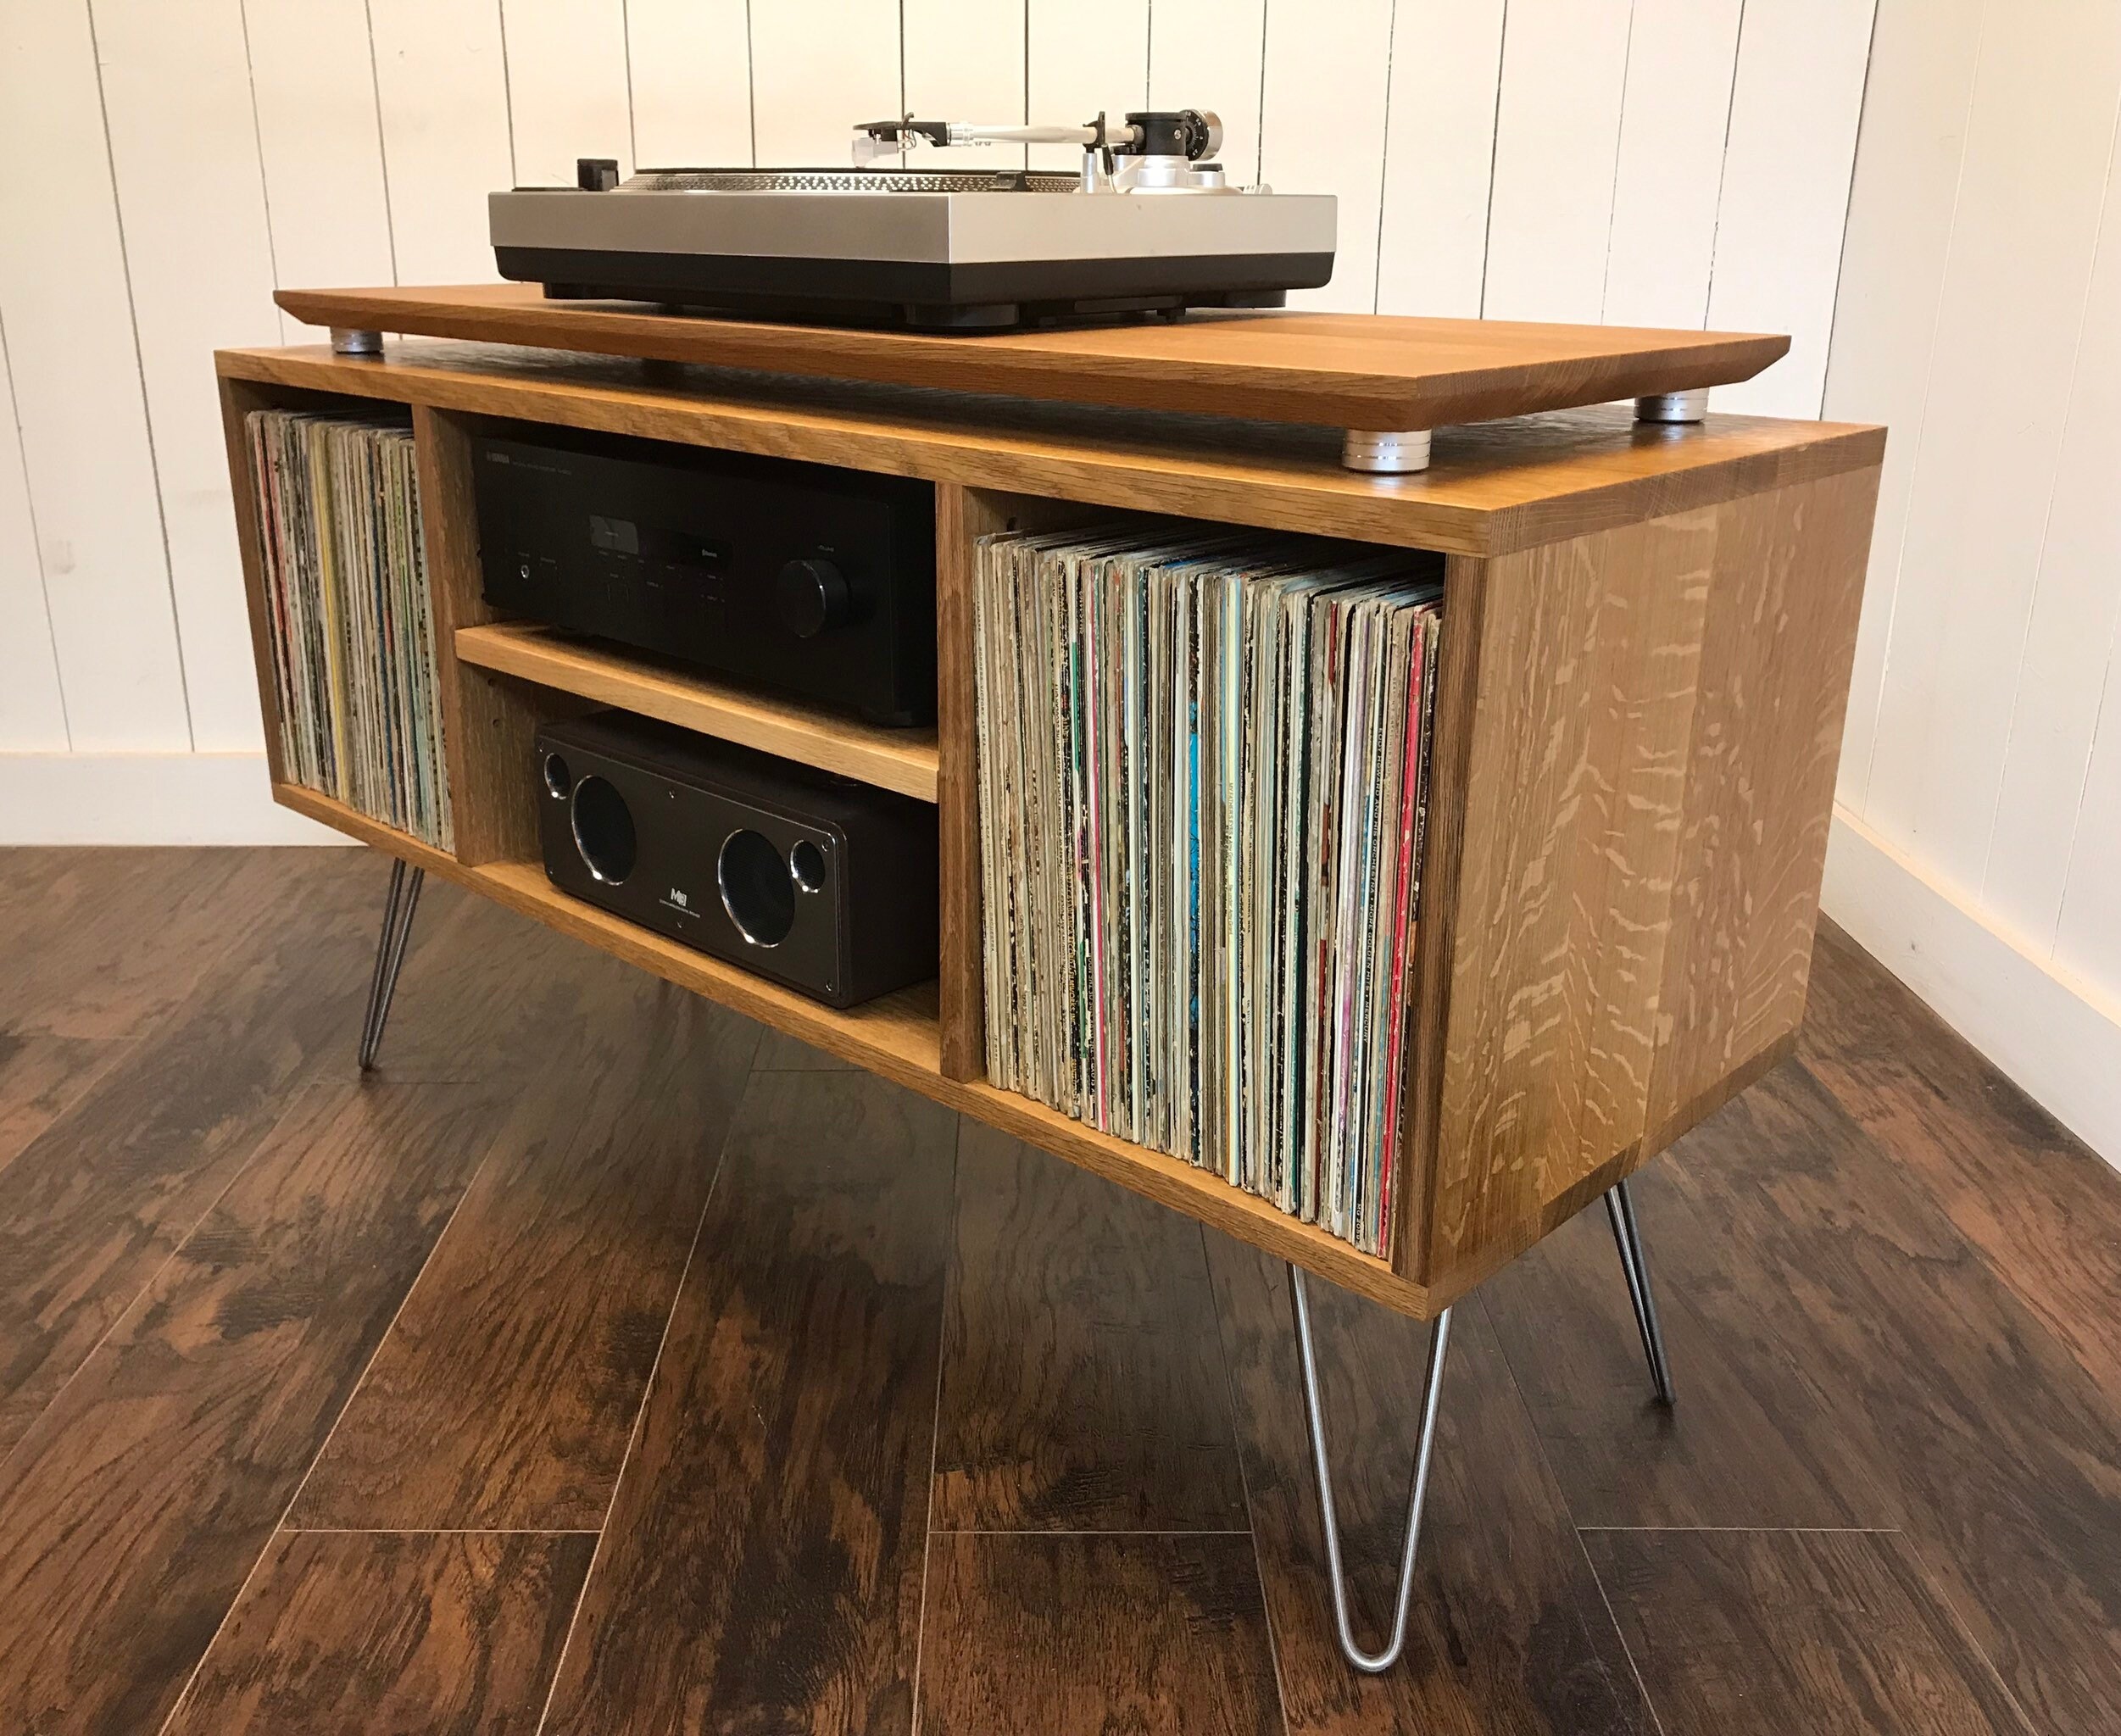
left=536, top=711, right=938, bottom=1008
left=474, top=427, right=936, bottom=726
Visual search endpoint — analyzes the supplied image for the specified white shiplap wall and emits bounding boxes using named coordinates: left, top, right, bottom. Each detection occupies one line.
left=0, top=0, right=1875, bottom=764
left=1823, top=0, right=2121, bottom=1163
left=8, top=3, right=2117, bottom=1155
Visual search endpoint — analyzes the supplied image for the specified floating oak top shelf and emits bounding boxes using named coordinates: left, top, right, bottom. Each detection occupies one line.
left=276, top=282, right=1791, bottom=435
left=220, top=342, right=1877, bottom=558
left=456, top=620, right=941, bottom=803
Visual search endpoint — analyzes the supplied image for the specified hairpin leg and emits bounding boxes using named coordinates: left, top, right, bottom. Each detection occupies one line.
left=1288, top=1264, right=1453, bottom=1674
left=1604, top=1178, right=1676, bottom=1405
left=358, top=859, right=424, bottom=1071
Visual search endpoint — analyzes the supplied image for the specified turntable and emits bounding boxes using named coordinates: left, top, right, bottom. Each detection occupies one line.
left=488, top=108, right=1336, bottom=330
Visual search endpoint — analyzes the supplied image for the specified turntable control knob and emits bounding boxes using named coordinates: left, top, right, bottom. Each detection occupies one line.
left=775, top=558, right=852, bottom=638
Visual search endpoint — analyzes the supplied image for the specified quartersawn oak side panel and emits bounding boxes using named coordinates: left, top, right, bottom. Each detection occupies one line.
left=1641, top=465, right=1880, bottom=1148
left=1411, top=467, right=1878, bottom=1295
left=412, top=404, right=543, bottom=868
left=1411, top=507, right=1718, bottom=1291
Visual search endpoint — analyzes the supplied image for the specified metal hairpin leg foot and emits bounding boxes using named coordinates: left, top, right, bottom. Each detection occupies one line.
left=1604, top=1178, right=1676, bottom=1405
left=357, top=860, right=424, bottom=1071
left=1288, top=1265, right=1453, bottom=1674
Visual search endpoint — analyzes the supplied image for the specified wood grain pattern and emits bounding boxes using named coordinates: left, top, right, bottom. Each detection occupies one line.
left=917, top=1532, right=1281, bottom=1736
left=1500, top=1060, right=2121, bottom=1733
left=0, top=852, right=381, bottom=1456
left=0, top=1082, right=499, bottom=1736
left=0, top=845, right=263, bottom=1039
left=934, top=483, right=1006, bottom=1081
left=1415, top=505, right=1717, bottom=1289
left=933, top=1122, right=1247, bottom=1532
left=290, top=984, right=759, bottom=1530
left=412, top=403, right=545, bottom=868
left=1584, top=1529, right=2035, bottom=1736
left=1640, top=465, right=1882, bottom=1145
left=1207, top=1236, right=1648, bottom=1736
left=164, top=1530, right=594, bottom=1736
left=456, top=620, right=942, bottom=802
left=1801, top=918, right=2121, bottom=1398
left=219, top=343, right=1884, bottom=559
left=1413, top=470, right=1879, bottom=1295
left=272, top=283, right=1791, bottom=433
left=538, top=1069, right=955, bottom=1736
left=0, top=1030, right=127, bottom=1177
left=1479, top=1160, right=1904, bottom=1531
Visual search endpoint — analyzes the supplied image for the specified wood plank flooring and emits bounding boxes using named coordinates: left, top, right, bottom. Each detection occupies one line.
left=0, top=845, right=2115, bottom=1734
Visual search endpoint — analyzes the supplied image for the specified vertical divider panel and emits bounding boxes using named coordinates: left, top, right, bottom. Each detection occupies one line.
left=934, top=483, right=1005, bottom=1082
left=1394, top=549, right=1492, bottom=1279
left=411, top=403, right=543, bottom=867
left=215, top=375, right=290, bottom=786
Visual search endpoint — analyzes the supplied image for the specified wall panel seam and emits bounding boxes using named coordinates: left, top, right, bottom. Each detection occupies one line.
left=84, top=0, right=194, bottom=751
left=1842, top=0, right=1989, bottom=821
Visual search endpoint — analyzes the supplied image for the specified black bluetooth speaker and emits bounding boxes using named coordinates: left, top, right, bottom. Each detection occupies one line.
left=535, top=711, right=938, bottom=1008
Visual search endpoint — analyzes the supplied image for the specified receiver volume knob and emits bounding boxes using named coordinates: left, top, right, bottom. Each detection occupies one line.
left=775, top=557, right=851, bottom=638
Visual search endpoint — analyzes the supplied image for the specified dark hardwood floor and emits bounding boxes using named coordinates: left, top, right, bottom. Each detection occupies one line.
left=0, top=845, right=2114, bottom=1735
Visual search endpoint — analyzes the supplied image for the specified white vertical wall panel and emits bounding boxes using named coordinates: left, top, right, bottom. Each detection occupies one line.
left=1028, top=0, right=1150, bottom=170
left=1984, top=128, right=2121, bottom=949
left=0, top=0, right=189, bottom=750
left=1862, top=0, right=2121, bottom=894
left=1480, top=0, right=1633, bottom=323
left=0, top=319, right=69, bottom=751
left=1706, top=0, right=1877, bottom=415
left=749, top=3, right=899, bottom=168
left=1373, top=0, right=1506, bottom=319
left=2057, top=643, right=2121, bottom=995
left=367, top=0, right=514, bottom=283
left=499, top=0, right=634, bottom=188
left=1601, top=0, right=1743, bottom=329
left=905, top=0, right=1024, bottom=169
left=1260, top=0, right=1395, bottom=313
left=244, top=0, right=397, bottom=334
left=95, top=0, right=281, bottom=754
left=1822, top=0, right=1985, bottom=815
left=1149, top=0, right=1265, bottom=187
left=626, top=0, right=753, bottom=170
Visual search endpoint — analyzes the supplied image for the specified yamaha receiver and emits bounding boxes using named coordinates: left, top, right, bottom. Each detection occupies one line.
left=475, top=427, right=936, bottom=726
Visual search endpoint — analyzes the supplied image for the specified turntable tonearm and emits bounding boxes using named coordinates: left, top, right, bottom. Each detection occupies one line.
left=487, top=108, right=1337, bottom=331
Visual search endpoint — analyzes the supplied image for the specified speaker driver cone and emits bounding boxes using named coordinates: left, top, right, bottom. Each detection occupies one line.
left=718, top=827, right=796, bottom=946
left=571, top=774, right=637, bottom=885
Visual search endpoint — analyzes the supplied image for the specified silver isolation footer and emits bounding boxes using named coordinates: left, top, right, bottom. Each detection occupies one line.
left=331, top=326, right=384, bottom=357
left=1635, top=388, right=1709, bottom=423
left=1342, top=429, right=1432, bottom=474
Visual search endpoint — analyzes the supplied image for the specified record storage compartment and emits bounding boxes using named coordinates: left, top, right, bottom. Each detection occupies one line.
left=217, top=338, right=1884, bottom=1320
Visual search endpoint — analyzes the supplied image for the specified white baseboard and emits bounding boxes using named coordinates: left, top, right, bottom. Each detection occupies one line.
left=0, top=753, right=350, bottom=845
left=1822, top=805, right=2121, bottom=1169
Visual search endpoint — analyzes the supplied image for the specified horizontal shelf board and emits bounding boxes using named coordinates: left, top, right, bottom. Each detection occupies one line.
left=455, top=621, right=939, bottom=802
left=219, top=343, right=1884, bottom=559
left=273, top=782, right=1427, bottom=1318
left=277, top=283, right=1790, bottom=434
